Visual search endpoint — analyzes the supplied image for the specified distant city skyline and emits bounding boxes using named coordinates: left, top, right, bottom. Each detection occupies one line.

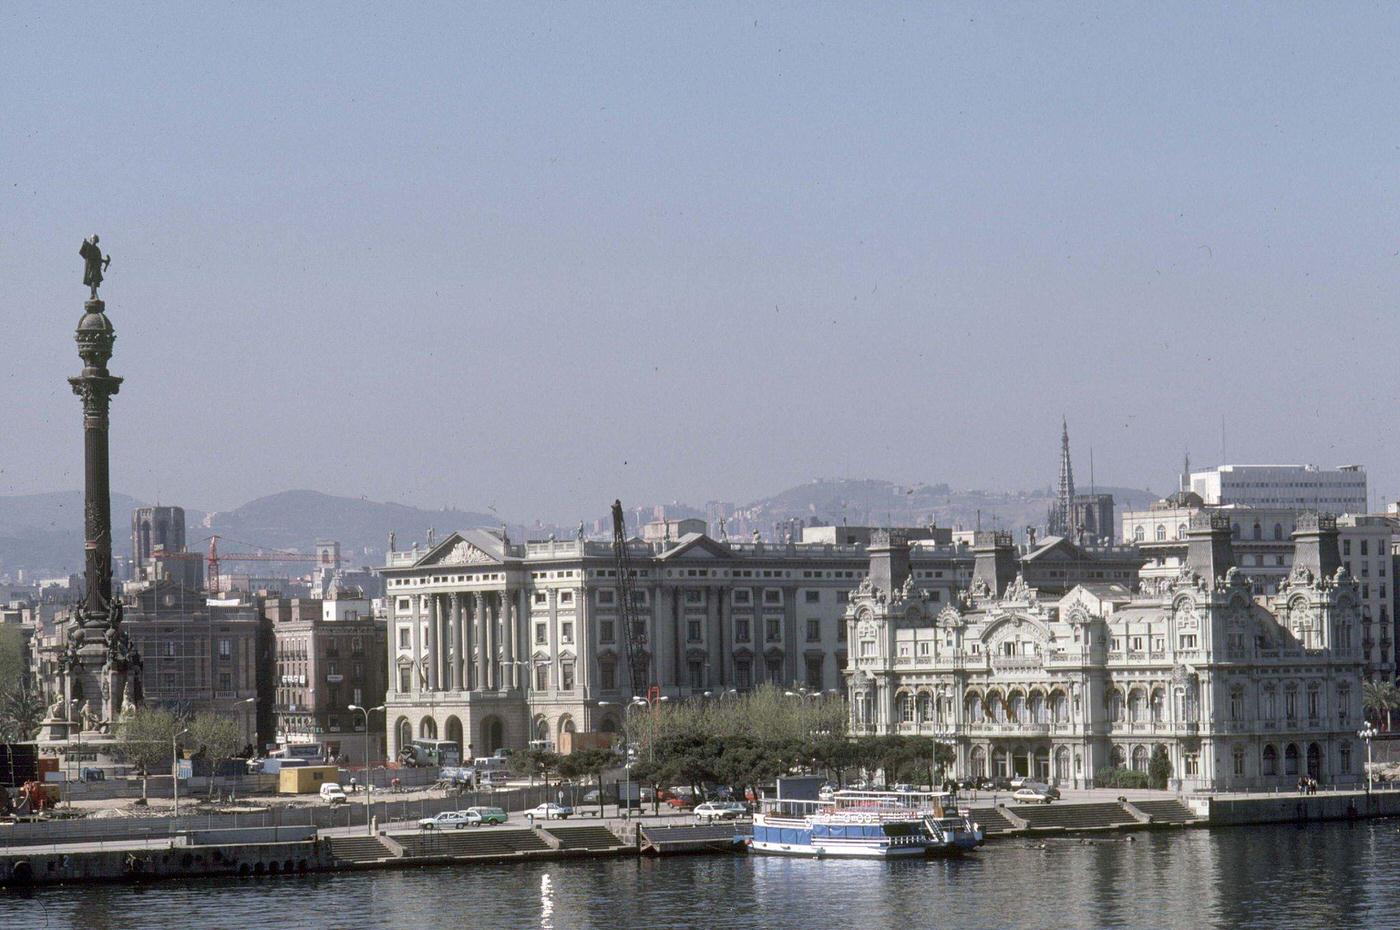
left=4, top=5, right=1398, bottom=518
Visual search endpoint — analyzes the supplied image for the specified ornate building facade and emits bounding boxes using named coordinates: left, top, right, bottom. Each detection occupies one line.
left=844, top=515, right=1366, bottom=792
left=377, top=525, right=1140, bottom=761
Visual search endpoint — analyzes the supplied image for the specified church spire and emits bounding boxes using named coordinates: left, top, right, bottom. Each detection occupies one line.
left=1052, top=417, right=1077, bottom=537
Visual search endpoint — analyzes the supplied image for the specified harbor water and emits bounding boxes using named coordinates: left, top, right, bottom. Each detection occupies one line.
left=3, top=819, right=1394, bottom=929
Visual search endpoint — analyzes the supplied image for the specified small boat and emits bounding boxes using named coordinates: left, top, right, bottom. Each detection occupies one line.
left=748, top=789, right=983, bottom=859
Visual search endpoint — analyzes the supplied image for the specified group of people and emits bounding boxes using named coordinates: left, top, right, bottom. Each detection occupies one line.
left=1297, top=775, right=1322, bottom=795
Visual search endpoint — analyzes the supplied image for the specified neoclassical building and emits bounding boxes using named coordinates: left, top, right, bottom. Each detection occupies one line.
left=377, top=524, right=1140, bottom=762
left=844, top=516, right=1366, bottom=791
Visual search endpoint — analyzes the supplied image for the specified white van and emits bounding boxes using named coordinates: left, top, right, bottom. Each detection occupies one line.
left=319, top=782, right=348, bottom=805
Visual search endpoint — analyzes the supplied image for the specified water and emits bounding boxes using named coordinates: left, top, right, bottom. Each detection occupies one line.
left=4, top=821, right=1396, bottom=930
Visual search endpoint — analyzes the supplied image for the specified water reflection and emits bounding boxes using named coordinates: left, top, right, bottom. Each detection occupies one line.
left=1, top=822, right=1395, bottom=930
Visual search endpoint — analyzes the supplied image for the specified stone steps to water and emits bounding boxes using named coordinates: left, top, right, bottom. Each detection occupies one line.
left=1014, top=802, right=1138, bottom=831
left=967, top=807, right=1018, bottom=835
left=393, top=828, right=552, bottom=859
left=327, top=836, right=392, bottom=864
left=544, top=826, right=627, bottom=851
left=1132, top=800, right=1197, bottom=824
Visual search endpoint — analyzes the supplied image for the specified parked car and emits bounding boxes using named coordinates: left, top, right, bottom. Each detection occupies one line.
left=464, top=806, right=509, bottom=825
left=694, top=801, right=748, bottom=822
left=525, top=802, right=573, bottom=821
left=1012, top=786, right=1055, bottom=804
left=665, top=795, right=696, bottom=810
left=1009, top=776, right=1031, bottom=790
left=892, top=783, right=916, bottom=793
left=319, top=783, right=348, bottom=805
left=419, top=810, right=472, bottom=830
left=1021, top=782, right=1061, bottom=800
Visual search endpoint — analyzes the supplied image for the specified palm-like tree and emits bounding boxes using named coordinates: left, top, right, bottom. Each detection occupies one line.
left=1362, top=679, right=1399, bottom=731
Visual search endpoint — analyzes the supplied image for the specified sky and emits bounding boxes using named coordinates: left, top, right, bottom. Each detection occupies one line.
left=3, top=4, right=1399, bottom=523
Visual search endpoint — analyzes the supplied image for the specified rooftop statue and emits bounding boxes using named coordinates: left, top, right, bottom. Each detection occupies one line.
left=80, top=234, right=111, bottom=299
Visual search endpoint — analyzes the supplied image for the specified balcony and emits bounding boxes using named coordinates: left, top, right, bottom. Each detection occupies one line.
left=990, top=656, right=1043, bottom=673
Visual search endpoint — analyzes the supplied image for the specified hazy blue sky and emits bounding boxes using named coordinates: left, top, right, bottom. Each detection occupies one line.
left=4, top=4, right=1399, bottom=522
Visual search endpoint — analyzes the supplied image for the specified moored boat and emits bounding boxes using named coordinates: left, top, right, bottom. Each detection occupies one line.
left=747, top=788, right=983, bottom=859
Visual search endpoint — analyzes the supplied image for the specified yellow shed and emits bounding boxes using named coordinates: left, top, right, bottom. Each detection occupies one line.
left=278, top=765, right=339, bottom=794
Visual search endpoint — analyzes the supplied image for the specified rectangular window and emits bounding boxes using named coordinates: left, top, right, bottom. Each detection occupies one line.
left=688, top=659, right=703, bottom=686
left=218, top=672, right=232, bottom=691
left=1179, top=634, right=1197, bottom=650
left=398, top=666, right=411, bottom=693
left=837, top=622, right=847, bottom=643
left=806, top=619, right=821, bottom=642
left=560, top=664, right=574, bottom=691
left=860, top=641, right=875, bottom=657
left=806, top=656, right=823, bottom=690
left=600, top=620, right=615, bottom=643
left=684, top=589, right=703, bottom=605
left=560, top=590, right=574, bottom=604
left=804, top=590, right=820, bottom=604
left=763, top=589, right=782, bottom=605
left=534, top=664, right=549, bottom=691
left=733, top=589, right=751, bottom=605
left=597, top=588, right=616, bottom=606
left=535, top=623, right=547, bottom=645
left=687, top=620, right=702, bottom=641
left=736, top=661, right=752, bottom=690
left=561, top=622, right=574, bottom=645
left=836, top=590, right=849, bottom=604
left=398, top=627, right=410, bottom=649
left=218, top=639, right=231, bottom=658
left=919, top=641, right=930, bottom=656
left=533, top=591, right=548, bottom=605
left=766, top=618, right=781, bottom=642
left=735, top=619, right=751, bottom=643
left=600, top=664, right=616, bottom=690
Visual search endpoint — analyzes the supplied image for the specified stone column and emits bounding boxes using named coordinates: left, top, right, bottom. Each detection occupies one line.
left=464, top=592, right=475, bottom=691
left=450, top=593, right=464, bottom=691
left=502, top=588, right=515, bottom=689
left=427, top=594, right=440, bottom=691
left=410, top=596, right=423, bottom=695
left=474, top=592, right=488, bottom=691
left=486, top=592, right=498, bottom=690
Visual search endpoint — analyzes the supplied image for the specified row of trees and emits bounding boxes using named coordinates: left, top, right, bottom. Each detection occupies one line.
left=622, top=686, right=953, bottom=798
left=116, top=707, right=245, bottom=801
left=1363, top=680, right=1399, bottom=730
left=0, top=625, right=43, bottom=742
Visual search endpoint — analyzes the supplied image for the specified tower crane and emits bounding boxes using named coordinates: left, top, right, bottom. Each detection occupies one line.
left=611, top=500, right=653, bottom=698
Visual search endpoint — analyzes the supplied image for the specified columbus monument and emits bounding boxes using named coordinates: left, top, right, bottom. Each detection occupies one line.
left=42, top=236, right=143, bottom=740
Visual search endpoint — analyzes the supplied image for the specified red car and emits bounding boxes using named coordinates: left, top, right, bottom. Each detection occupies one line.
left=665, top=795, right=696, bottom=810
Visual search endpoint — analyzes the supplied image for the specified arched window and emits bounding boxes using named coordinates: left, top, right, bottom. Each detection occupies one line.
left=1055, top=746, right=1071, bottom=780
left=1131, top=745, right=1149, bottom=772
left=1051, top=692, right=1069, bottom=724
left=1306, top=743, right=1321, bottom=779
left=1252, top=522, right=1262, bottom=540
left=1230, top=687, right=1244, bottom=721
left=916, top=692, right=932, bottom=723
left=1177, top=524, right=1187, bottom=540
left=1284, top=743, right=1300, bottom=776
left=1134, top=526, right=1145, bottom=542
left=1231, top=523, right=1241, bottom=539
left=1109, top=690, right=1125, bottom=723
left=420, top=717, right=438, bottom=739
left=1009, top=691, right=1026, bottom=724
left=897, top=692, right=914, bottom=723
left=1340, top=742, right=1352, bottom=774
left=1338, top=684, right=1351, bottom=723
left=970, top=746, right=986, bottom=777
left=1232, top=744, right=1246, bottom=777
left=1128, top=689, right=1144, bottom=723
left=1110, top=745, right=1126, bottom=769
left=1155, top=525, right=1166, bottom=542
left=1274, top=524, right=1284, bottom=541
left=1262, top=744, right=1278, bottom=776
left=965, top=693, right=983, bottom=723
left=1029, top=692, right=1046, bottom=724
left=1150, top=688, right=1165, bottom=723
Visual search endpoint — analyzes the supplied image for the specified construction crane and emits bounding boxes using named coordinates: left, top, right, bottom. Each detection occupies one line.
left=611, top=500, right=652, bottom=698
left=151, top=535, right=337, bottom=589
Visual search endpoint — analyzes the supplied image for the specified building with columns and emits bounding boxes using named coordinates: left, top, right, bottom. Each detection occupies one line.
left=844, top=516, right=1367, bottom=792
left=378, top=526, right=1144, bottom=762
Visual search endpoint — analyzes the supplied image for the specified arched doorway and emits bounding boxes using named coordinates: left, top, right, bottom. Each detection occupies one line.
left=1132, top=745, right=1149, bottom=772
left=1054, top=746, right=1071, bottom=782
left=557, top=715, right=576, bottom=747
left=992, top=747, right=1009, bottom=778
left=970, top=746, right=987, bottom=778
left=445, top=716, right=463, bottom=756
left=532, top=715, right=550, bottom=748
left=1306, top=743, right=1321, bottom=780
left=420, top=717, right=438, bottom=740
left=395, top=717, right=411, bottom=755
left=482, top=716, right=505, bottom=755
left=1034, top=747, right=1050, bottom=781
left=1285, top=743, right=1299, bottom=776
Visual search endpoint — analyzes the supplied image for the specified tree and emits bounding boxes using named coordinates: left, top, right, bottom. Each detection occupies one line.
left=116, top=707, right=183, bottom=803
left=0, top=684, right=44, bottom=743
left=1148, top=744, right=1172, bottom=790
left=1362, top=679, right=1398, bottom=731
left=188, top=711, right=244, bottom=798
left=510, top=747, right=562, bottom=790
left=558, top=748, right=619, bottom=816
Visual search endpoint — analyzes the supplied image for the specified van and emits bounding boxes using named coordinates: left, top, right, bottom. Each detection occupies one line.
left=319, top=782, right=349, bottom=805
left=479, top=769, right=510, bottom=788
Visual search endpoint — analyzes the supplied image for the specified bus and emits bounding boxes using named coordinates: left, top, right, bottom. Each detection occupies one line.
left=400, top=740, right=462, bottom=768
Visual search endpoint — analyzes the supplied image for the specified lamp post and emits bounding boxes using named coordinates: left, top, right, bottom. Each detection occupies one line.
left=1360, top=724, right=1377, bottom=795
left=349, top=704, right=385, bottom=836
left=172, top=728, right=191, bottom=823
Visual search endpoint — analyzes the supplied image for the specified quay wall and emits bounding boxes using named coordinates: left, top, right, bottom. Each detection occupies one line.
left=0, top=839, right=330, bottom=886
left=1203, top=790, right=1400, bottom=826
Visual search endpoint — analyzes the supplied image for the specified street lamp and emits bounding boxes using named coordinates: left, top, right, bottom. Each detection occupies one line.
left=1360, top=724, right=1377, bottom=795
left=348, top=704, right=385, bottom=836
left=172, top=728, right=191, bottom=823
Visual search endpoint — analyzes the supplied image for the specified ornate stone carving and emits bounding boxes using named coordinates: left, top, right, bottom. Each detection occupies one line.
left=444, top=541, right=492, bottom=564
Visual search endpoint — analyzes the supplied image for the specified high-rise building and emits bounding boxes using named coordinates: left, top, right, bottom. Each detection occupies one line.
left=1189, top=465, right=1367, bottom=514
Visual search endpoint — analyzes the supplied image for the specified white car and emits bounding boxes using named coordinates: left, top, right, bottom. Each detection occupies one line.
left=1012, top=786, right=1054, bottom=804
left=419, top=810, right=472, bottom=830
left=319, top=783, right=348, bottom=805
left=694, top=801, right=747, bottom=822
left=525, top=802, right=573, bottom=821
